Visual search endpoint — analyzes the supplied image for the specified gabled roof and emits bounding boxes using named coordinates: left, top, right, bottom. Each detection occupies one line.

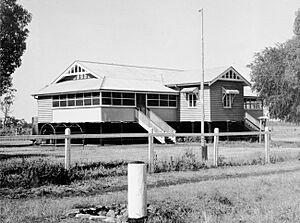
left=164, top=66, right=251, bottom=87
left=33, top=61, right=250, bottom=96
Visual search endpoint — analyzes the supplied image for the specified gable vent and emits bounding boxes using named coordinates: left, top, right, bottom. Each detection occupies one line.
left=221, top=70, right=240, bottom=80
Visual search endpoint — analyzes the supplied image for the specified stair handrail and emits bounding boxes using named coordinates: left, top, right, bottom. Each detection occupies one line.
left=147, top=108, right=176, bottom=134
left=245, top=111, right=264, bottom=131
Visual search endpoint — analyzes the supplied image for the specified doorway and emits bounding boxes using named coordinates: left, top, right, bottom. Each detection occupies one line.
left=136, top=93, right=146, bottom=114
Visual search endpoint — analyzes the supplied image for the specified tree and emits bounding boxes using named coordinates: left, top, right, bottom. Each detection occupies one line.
left=248, top=30, right=300, bottom=122
left=294, top=9, right=300, bottom=35
left=0, top=88, right=16, bottom=129
left=0, top=0, right=32, bottom=95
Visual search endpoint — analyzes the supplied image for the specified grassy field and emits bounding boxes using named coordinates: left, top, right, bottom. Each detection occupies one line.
left=0, top=121, right=300, bottom=222
left=1, top=161, right=300, bottom=222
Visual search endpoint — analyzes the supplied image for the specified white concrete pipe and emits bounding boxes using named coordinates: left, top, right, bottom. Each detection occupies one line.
left=128, top=161, right=147, bottom=220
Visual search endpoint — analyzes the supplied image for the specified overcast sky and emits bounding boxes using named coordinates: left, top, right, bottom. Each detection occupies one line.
left=11, top=0, right=299, bottom=121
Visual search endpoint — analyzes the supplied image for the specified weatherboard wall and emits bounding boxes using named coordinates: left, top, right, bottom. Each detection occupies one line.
left=209, top=80, right=245, bottom=122
left=179, top=86, right=211, bottom=122
left=37, top=96, right=53, bottom=123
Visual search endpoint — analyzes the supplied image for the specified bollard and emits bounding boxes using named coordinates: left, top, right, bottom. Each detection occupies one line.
left=264, top=127, right=270, bottom=163
left=65, top=128, right=71, bottom=170
left=128, top=161, right=147, bottom=221
left=148, top=128, right=154, bottom=173
left=213, top=128, right=219, bottom=167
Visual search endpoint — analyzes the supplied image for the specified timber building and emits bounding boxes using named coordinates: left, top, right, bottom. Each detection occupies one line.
left=32, top=61, right=263, bottom=144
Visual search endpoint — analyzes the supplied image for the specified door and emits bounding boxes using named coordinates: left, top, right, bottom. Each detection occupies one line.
left=136, top=93, right=146, bottom=114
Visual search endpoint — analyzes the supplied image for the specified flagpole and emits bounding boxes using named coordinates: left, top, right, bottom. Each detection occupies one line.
left=199, top=8, right=207, bottom=160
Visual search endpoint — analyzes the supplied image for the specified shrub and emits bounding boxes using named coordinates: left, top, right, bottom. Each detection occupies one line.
left=0, top=159, right=70, bottom=188
left=0, top=159, right=128, bottom=189
left=154, top=149, right=208, bottom=173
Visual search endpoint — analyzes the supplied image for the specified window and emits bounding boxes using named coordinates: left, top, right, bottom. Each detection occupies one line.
left=52, top=95, right=59, bottom=107
left=244, top=99, right=262, bottom=110
left=92, top=92, right=100, bottom=105
left=52, top=92, right=101, bottom=108
left=84, top=93, right=92, bottom=106
left=222, top=88, right=239, bottom=108
left=147, top=94, right=177, bottom=107
left=75, top=93, right=83, bottom=106
left=188, top=93, right=197, bottom=107
left=101, top=92, right=135, bottom=106
left=223, top=93, right=232, bottom=108
left=67, top=94, right=75, bottom=106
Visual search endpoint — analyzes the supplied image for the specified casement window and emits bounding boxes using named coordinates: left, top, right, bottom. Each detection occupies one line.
left=147, top=94, right=177, bottom=107
left=188, top=93, right=197, bottom=107
left=222, top=88, right=239, bottom=108
left=101, top=92, right=135, bottom=106
left=52, top=92, right=100, bottom=108
left=223, top=93, right=232, bottom=108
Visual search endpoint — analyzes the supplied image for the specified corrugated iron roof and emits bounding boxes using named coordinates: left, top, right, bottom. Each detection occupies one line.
left=35, top=78, right=102, bottom=96
left=34, top=61, right=250, bottom=96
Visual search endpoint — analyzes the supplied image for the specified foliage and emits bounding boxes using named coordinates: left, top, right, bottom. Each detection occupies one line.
left=0, top=88, right=16, bottom=129
left=0, top=158, right=128, bottom=189
left=154, top=149, right=208, bottom=173
left=294, top=8, right=300, bottom=35
left=0, top=0, right=32, bottom=94
left=248, top=37, right=300, bottom=122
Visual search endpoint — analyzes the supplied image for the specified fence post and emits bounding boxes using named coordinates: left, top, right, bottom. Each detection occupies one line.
left=259, top=119, right=262, bottom=143
left=264, top=127, right=270, bottom=163
left=128, top=162, right=147, bottom=221
left=65, top=128, right=71, bottom=170
left=148, top=128, right=154, bottom=173
left=213, top=128, right=219, bottom=167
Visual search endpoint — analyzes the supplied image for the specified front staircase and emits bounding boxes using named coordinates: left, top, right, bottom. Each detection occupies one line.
left=245, top=111, right=265, bottom=131
left=135, top=109, right=176, bottom=144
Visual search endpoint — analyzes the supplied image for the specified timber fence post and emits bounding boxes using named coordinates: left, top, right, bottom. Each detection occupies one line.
left=128, top=162, right=147, bottom=221
left=65, top=128, right=71, bottom=170
left=264, top=127, right=270, bottom=163
left=213, top=128, right=219, bottom=167
left=148, top=128, right=154, bottom=173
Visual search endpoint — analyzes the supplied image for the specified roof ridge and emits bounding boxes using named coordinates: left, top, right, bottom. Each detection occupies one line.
left=76, top=60, right=184, bottom=72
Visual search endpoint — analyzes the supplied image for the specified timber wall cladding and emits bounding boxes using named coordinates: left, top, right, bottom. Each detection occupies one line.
left=38, top=96, right=53, bottom=123
left=210, top=81, right=244, bottom=122
left=179, top=86, right=211, bottom=122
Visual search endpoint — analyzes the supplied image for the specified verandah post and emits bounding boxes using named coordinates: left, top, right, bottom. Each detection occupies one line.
left=213, top=128, right=219, bottom=167
left=148, top=128, right=154, bottom=173
left=264, top=127, right=270, bottom=163
left=65, top=128, right=71, bottom=170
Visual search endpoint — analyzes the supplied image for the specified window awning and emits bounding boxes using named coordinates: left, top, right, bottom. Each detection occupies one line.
left=181, top=87, right=199, bottom=93
left=222, top=88, right=239, bottom=95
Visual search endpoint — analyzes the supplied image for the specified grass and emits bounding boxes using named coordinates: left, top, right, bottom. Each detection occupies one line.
left=0, top=122, right=300, bottom=222
left=1, top=160, right=300, bottom=222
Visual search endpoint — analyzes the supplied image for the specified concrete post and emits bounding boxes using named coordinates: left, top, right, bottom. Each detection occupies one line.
left=65, top=128, right=71, bottom=170
left=213, top=128, right=219, bottom=167
left=128, top=162, right=147, bottom=220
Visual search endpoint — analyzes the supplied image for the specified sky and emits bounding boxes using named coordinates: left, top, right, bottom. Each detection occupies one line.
left=9, top=0, right=300, bottom=121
